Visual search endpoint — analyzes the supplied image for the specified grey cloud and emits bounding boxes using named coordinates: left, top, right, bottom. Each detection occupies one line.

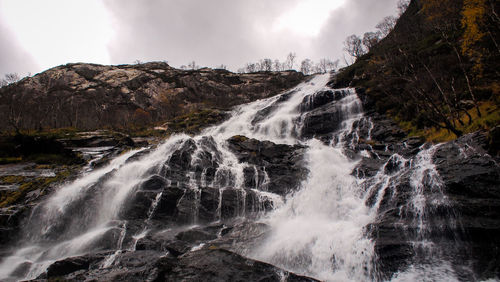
left=104, top=0, right=302, bottom=70
left=313, top=0, right=399, bottom=64
left=104, top=0, right=399, bottom=71
left=0, top=20, right=39, bottom=77
left=0, top=0, right=399, bottom=77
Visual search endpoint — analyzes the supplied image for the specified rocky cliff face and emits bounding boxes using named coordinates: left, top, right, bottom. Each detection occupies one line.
left=0, top=62, right=304, bottom=131
left=351, top=85, right=500, bottom=280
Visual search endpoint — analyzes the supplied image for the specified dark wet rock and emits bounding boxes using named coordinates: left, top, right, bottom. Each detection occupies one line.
left=85, top=227, right=125, bottom=252
left=367, top=131, right=500, bottom=279
left=210, top=220, right=271, bottom=254
left=300, top=103, right=344, bottom=139
left=227, top=136, right=307, bottom=195
left=353, top=157, right=385, bottom=178
left=175, top=229, right=218, bottom=243
left=245, top=189, right=276, bottom=215
left=487, top=125, right=500, bottom=156
left=368, top=116, right=406, bottom=143
left=298, top=90, right=348, bottom=112
left=434, top=132, right=500, bottom=199
left=46, top=255, right=96, bottom=277
left=299, top=90, right=334, bottom=112
left=190, top=137, right=221, bottom=185
left=154, top=248, right=318, bottom=282
left=122, top=190, right=158, bottom=220
left=175, top=189, right=198, bottom=223
left=0, top=206, right=28, bottom=245
left=140, top=175, right=168, bottom=191
left=42, top=248, right=316, bottom=282
left=166, top=139, right=196, bottom=171
left=164, top=240, right=192, bottom=257
left=198, top=187, right=220, bottom=222
left=433, top=132, right=500, bottom=277
left=161, top=139, right=196, bottom=185
left=383, top=154, right=406, bottom=175
left=56, top=250, right=162, bottom=281
left=221, top=188, right=243, bottom=220
left=134, top=229, right=179, bottom=253
left=135, top=223, right=223, bottom=255
left=368, top=222, right=415, bottom=280
left=151, top=186, right=185, bottom=221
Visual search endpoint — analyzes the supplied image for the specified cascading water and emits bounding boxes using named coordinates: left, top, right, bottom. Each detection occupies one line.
left=0, top=74, right=485, bottom=281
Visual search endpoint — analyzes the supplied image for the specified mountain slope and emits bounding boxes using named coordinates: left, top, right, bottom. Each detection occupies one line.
left=0, top=62, right=304, bottom=131
left=332, top=0, right=499, bottom=145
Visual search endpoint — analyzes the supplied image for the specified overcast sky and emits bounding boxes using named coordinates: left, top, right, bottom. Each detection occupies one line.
left=0, top=0, right=399, bottom=77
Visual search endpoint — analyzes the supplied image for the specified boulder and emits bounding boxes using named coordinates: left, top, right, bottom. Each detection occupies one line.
left=298, top=90, right=348, bottom=112
left=300, top=103, right=344, bottom=139
left=155, top=248, right=318, bottom=282
left=151, top=186, right=185, bottom=221
left=41, top=248, right=316, bottom=282
left=227, top=136, right=307, bottom=196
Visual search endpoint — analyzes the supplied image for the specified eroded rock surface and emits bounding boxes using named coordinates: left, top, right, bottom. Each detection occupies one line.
left=0, top=62, right=304, bottom=131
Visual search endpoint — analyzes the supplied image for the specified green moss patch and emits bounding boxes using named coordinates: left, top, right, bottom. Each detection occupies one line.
left=0, top=169, right=73, bottom=208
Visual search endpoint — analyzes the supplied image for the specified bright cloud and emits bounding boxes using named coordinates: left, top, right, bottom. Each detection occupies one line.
left=0, top=0, right=114, bottom=71
left=273, top=0, right=346, bottom=37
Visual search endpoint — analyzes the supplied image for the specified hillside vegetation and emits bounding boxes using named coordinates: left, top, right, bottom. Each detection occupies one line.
left=0, top=62, right=304, bottom=133
left=333, top=0, right=499, bottom=144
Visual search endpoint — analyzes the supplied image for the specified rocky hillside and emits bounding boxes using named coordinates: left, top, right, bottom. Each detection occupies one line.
left=333, top=0, right=499, bottom=144
left=0, top=62, right=304, bottom=131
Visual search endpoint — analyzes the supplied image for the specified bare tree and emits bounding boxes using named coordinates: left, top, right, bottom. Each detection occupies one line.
left=328, top=59, right=339, bottom=72
left=285, top=52, right=296, bottom=70
left=273, top=59, right=283, bottom=71
left=362, top=31, right=382, bottom=50
left=256, top=62, right=263, bottom=71
left=188, top=61, right=199, bottom=70
left=344, top=34, right=366, bottom=59
left=260, top=58, right=273, bottom=72
left=312, top=65, right=322, bottom=74
left=300, top=59, right=313, bottom=75
left=1, top=73, right=20, bottom=87
left=318, top=58, right=339, bottom=73
left=245, top=63, right=257, bottom=73
left=217, top=64, right=227, bottom=70
left=376, top=16, right=397, bottom=36
left=397, top=0, right=410, bottom=16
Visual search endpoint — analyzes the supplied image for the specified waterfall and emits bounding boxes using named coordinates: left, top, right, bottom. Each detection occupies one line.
left=0, top=74, right=482, bottom=281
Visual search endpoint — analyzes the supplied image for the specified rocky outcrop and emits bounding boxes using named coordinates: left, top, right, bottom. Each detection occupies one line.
left=227, top=135, right=307, bottom=195
left=299, top=89, right=354, bottom=140
left=38, top=247, right=317, bottom=281
left=358, top=129, right=500, bottom=280
left=433, top=132, right=500, bottom=278
left=0, top=62, right=304, bottom=131
left=119, top=135, right=307, bottom=227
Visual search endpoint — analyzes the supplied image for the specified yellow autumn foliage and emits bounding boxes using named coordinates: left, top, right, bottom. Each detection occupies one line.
left=461, top=0, right=487, bottom=76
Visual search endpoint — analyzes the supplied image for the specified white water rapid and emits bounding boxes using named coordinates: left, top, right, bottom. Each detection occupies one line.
left=0, top=74, right=466, bottom=281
